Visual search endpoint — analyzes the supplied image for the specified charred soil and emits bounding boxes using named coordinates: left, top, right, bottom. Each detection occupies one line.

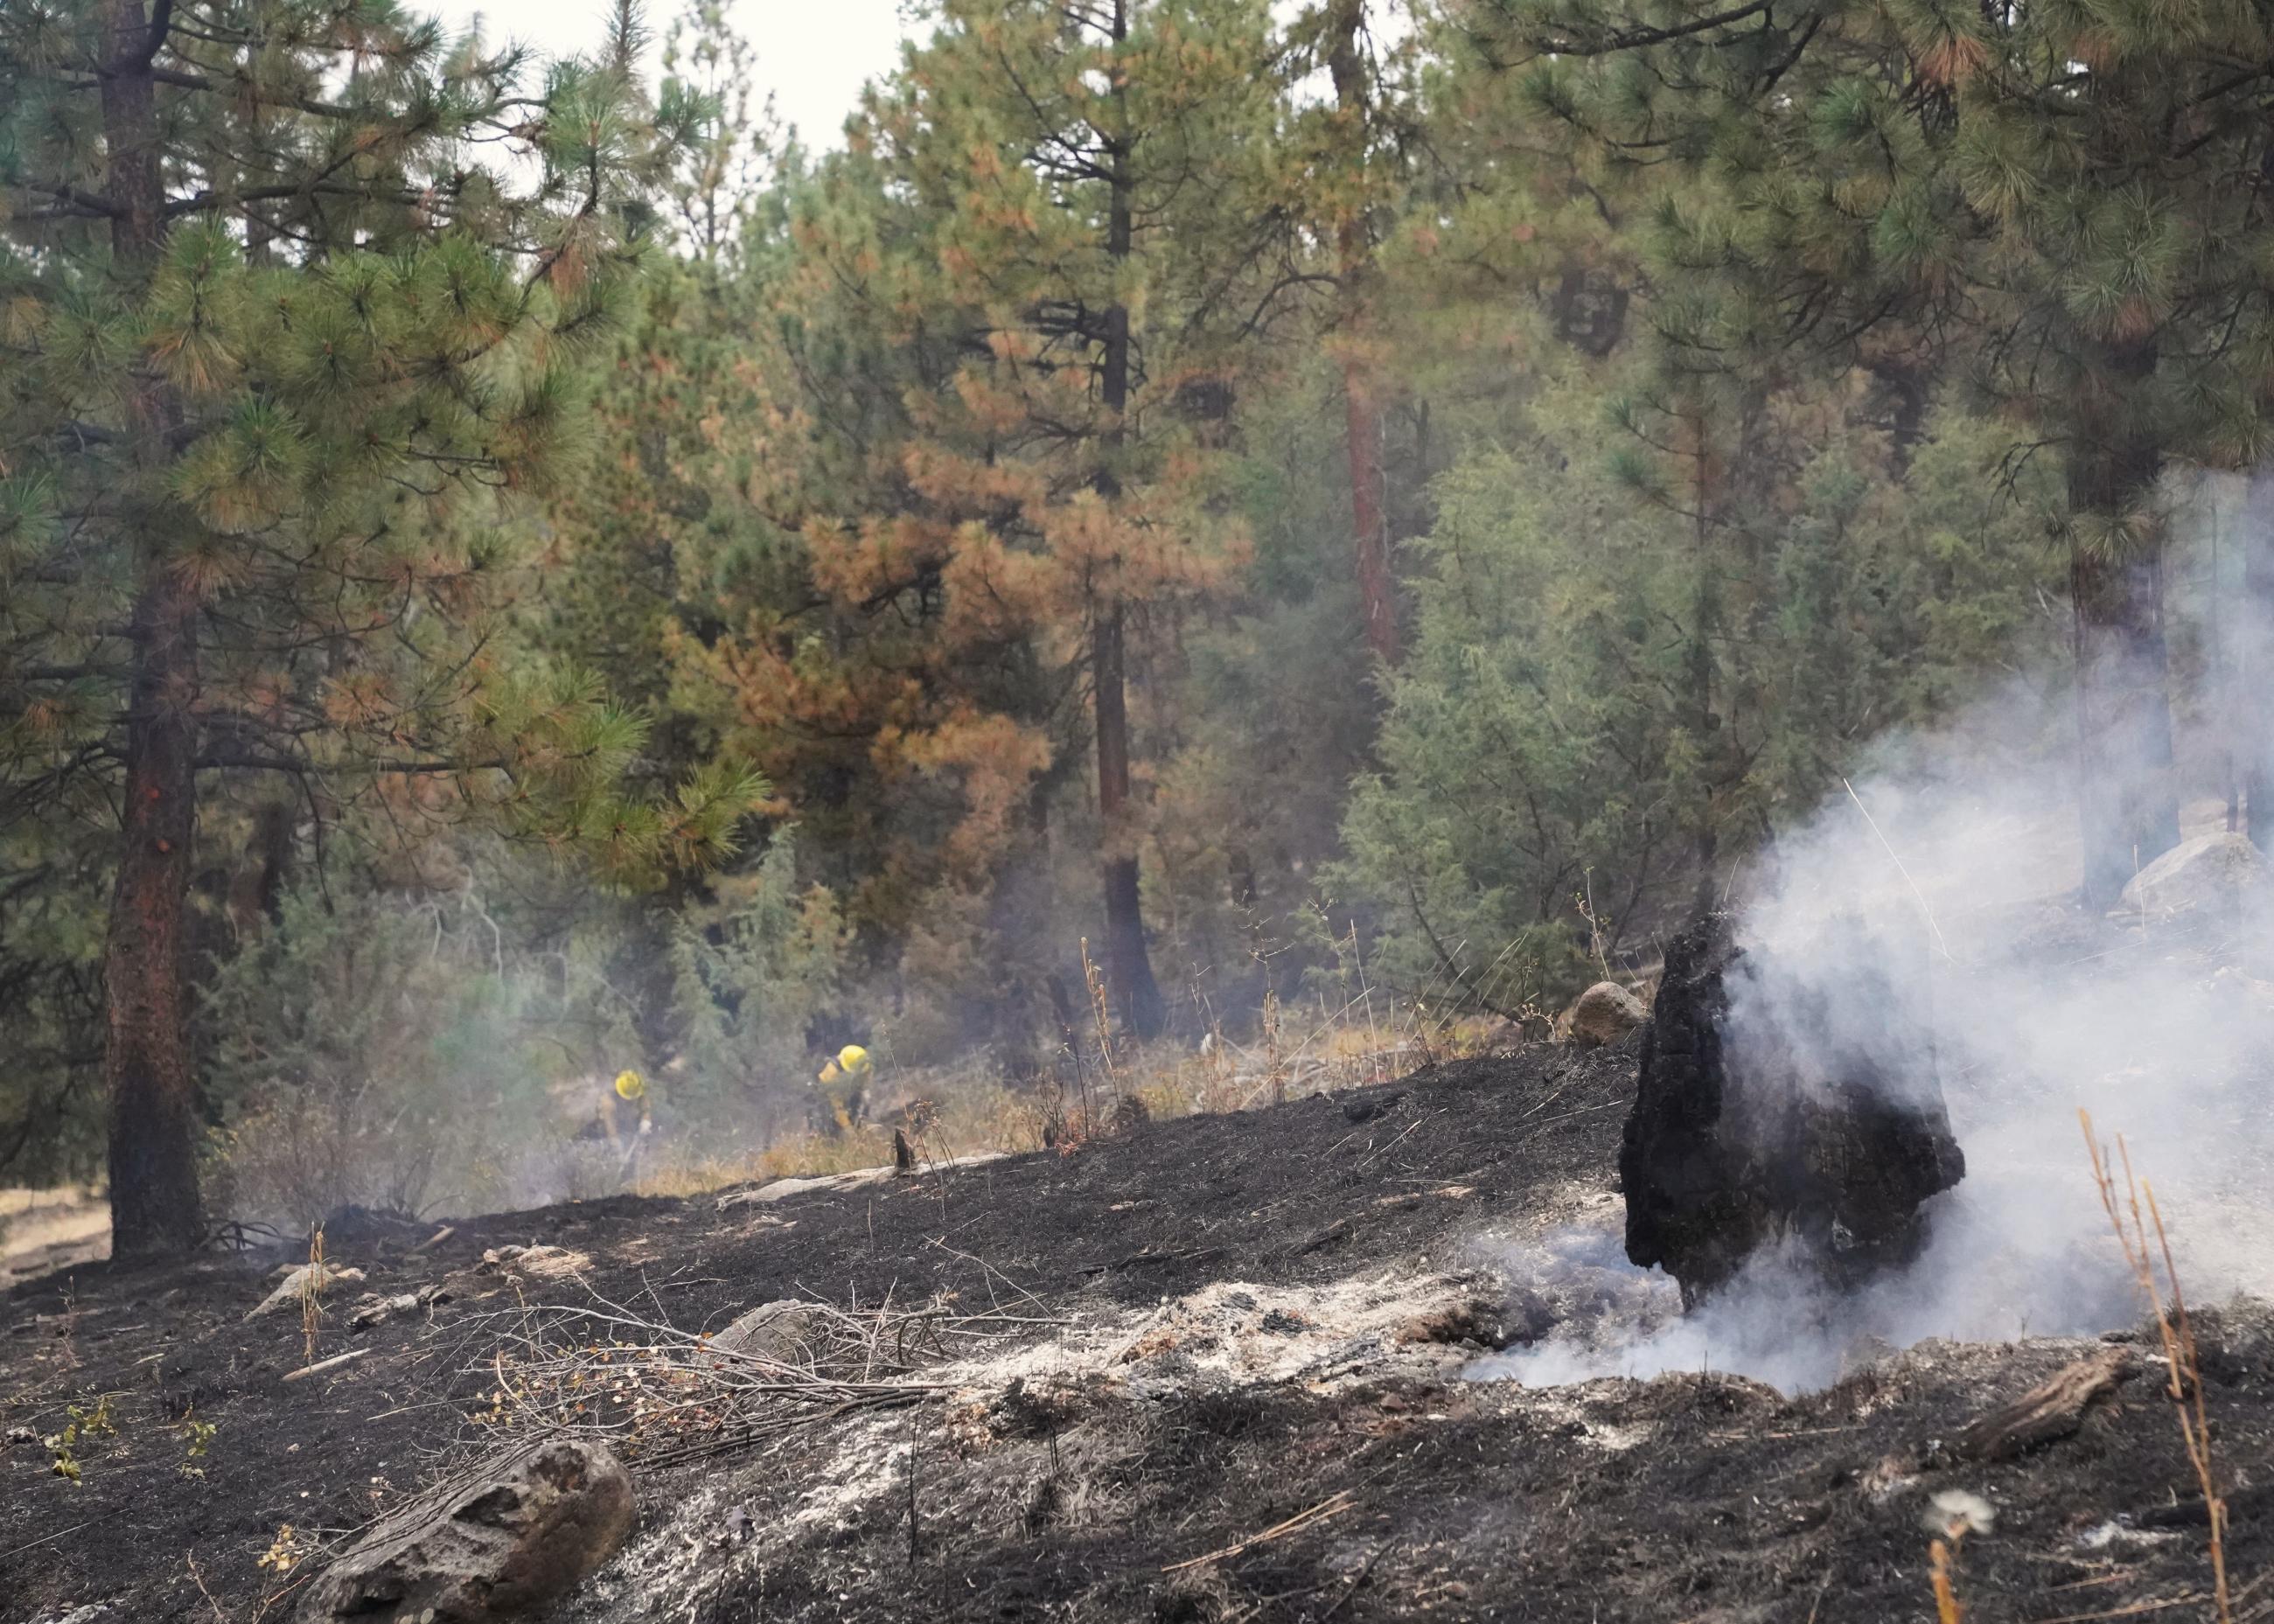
left=5, top=1041, right=2271, bottom=1623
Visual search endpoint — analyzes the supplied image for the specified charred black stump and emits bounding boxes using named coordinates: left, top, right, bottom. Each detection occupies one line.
left=1622, top=912, right=1965, bottom=1306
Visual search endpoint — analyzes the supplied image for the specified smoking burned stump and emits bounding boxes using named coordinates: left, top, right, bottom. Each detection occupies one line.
left=1622, top=912, right=1965, bottom=1305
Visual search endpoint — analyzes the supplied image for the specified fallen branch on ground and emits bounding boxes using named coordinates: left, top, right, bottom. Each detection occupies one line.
left=1162, top=1490, right=1357, bottom=1573
left=1956, top=1348, right=2134, bottom=1461
left=283, top=1348, right=373, bottom=1383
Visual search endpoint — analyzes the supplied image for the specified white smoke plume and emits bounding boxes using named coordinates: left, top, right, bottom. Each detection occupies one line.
left=1477, top=624, right=2274, bottom=1391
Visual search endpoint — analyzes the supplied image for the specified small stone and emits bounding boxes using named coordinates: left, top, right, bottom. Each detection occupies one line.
left=1567, top=981, right=1647, bottom=1048
left=1343, top=1090, right=1404, bottom=1123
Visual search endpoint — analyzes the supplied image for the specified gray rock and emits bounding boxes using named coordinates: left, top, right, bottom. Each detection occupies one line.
left=247, top=1261, right=366, bottom=1321
left=1568, top=981, right=1647, bottom=1047
left=2114, top=832, right=2267, bottom=919
left=298, top=1438, right=632, bottom=1622
left=707, top=1300, right=828, bottom=1363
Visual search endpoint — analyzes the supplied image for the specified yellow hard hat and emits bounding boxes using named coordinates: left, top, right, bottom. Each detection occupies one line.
left=838, top=1044, right=872, bottom=1074
left=614, top=1069, right=645, bottom=1101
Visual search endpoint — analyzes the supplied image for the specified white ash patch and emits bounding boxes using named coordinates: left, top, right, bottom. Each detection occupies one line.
left=1489, top=1384, right=1657, bottom=1453
left=1574, top=1418, right=1653, bottom=1453
left=2076, top=1520, right=2186, bottom=1551
left=782, top=1411, right=910, bottom=1534
left=931, top=1270, right=1503, bottom=1399
left=562, top=1415, right=922, bottom=1621
left=562, top=1265, right=1513, bottom=1620
left=1463, top=1209, right=1687, bottom=1385
left=568, top=1478, right=735, bottom=1616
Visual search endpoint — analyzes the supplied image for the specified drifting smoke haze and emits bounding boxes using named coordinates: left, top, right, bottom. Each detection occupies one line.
left=1478, top=635, right=2274, bottom=1392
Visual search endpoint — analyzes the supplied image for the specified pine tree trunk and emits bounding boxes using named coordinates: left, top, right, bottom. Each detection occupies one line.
left=1093, top=602, right=1163, bottom=1035
left=2068, top=343, right=2179, bottom=910
left=99, top=0, right=207, bottom=1257
left=1683, top=406, right=1721, bottom=883
left=107, top=569, right=206, bottom=1258
left=1327, top=0, right=1399, bottom=668
left=2240, top=470, right=2274, bottom=852
left=1343, top=366, right=1396, bottom=666
left=1092, top=0, right=1165, bottom=1040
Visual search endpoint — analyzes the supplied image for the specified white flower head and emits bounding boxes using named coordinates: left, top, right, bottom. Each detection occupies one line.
left=1925, top=1488, right=1996, bottom=1538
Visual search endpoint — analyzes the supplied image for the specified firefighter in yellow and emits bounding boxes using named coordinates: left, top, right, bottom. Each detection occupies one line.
left=813, top=1044, right=873, bottom=1135
left=608, top=1068, right=652, bottom=1177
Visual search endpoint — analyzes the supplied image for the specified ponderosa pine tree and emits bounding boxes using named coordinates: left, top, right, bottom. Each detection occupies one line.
left=659, top=0, right=779, bottom=270
left=742, top=0, right=1282, bottom=1037
left=0, top=0, right=757, bottom=1256
left=1298, top=0, right=1409, bottom=669
left=1495, top=0, right=2274, bottom=903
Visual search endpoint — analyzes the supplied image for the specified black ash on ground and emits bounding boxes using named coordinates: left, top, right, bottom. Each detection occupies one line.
left=3, top=1040, right=2264, bottom=1624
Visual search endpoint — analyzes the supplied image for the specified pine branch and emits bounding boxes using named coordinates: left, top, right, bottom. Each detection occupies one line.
left=122, top=0, right=173, bottom=74
left=162, top=180, right=432, bottom=220
left=1522, top=0, right=1775, bottom=60
left=195, top=751, right=513, bottom=776
left=18, top=182, right=124, bottom=219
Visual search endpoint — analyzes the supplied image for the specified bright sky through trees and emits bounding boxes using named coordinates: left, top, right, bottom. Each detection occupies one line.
left=432, top=0, right=916, bottom=147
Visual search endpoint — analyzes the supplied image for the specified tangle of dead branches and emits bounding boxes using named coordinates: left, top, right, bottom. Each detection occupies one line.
left=453, top=1284, right=1064, bottom=1468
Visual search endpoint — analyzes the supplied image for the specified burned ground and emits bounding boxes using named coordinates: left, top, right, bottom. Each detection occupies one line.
left=4, top=1042, right=2269, bottom=1623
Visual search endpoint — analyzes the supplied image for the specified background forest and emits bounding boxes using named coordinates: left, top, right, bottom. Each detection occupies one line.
left=9, top=0, right=2259, bottom=1243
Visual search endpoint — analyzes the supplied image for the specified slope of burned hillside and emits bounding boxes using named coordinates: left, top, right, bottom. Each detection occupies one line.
left=5, top=1038, right=2270, bottom=1624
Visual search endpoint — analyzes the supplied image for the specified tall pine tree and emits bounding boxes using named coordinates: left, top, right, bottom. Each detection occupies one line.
left=745, top=0, right=1282, bottom=1036
left=0, top=0, right=752, bottom=1255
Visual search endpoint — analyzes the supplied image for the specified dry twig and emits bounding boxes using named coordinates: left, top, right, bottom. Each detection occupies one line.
left=451, top=1283, right=1038, bottom=1468
left=283, top=1347, right=372, bottom=1384
left=1161, top=1490, right=1357, bottom=1574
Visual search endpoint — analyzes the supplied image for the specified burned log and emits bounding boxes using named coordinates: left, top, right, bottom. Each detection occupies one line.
left=1954, top=1348, right=2133, bottom=1462
left=1622, top=912, right=1965, bottom=1305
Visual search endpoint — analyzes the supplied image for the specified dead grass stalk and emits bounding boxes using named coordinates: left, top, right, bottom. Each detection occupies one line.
left=2081, top=1111, right=2231, bottom=1624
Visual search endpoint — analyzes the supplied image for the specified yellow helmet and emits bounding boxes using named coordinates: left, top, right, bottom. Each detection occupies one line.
left=613, top=1069, right=646, bottom=1101
left=838, top=1044, right=872, bottom=1075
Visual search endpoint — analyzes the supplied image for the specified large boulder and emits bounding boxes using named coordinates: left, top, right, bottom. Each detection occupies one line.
left=1621, top=912, right=1965, bottom=1306
left=299, top=1438, right=633, bottom=1622
left=2114, top=832, right=2268, bottom=919
left=1568, top=981, right=1648, bottom=1047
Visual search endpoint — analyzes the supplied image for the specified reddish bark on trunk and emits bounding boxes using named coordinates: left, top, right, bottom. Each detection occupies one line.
left=1327, top=0, right=1399, bottom=669
left=99, top=0, right=208, bottom=1256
